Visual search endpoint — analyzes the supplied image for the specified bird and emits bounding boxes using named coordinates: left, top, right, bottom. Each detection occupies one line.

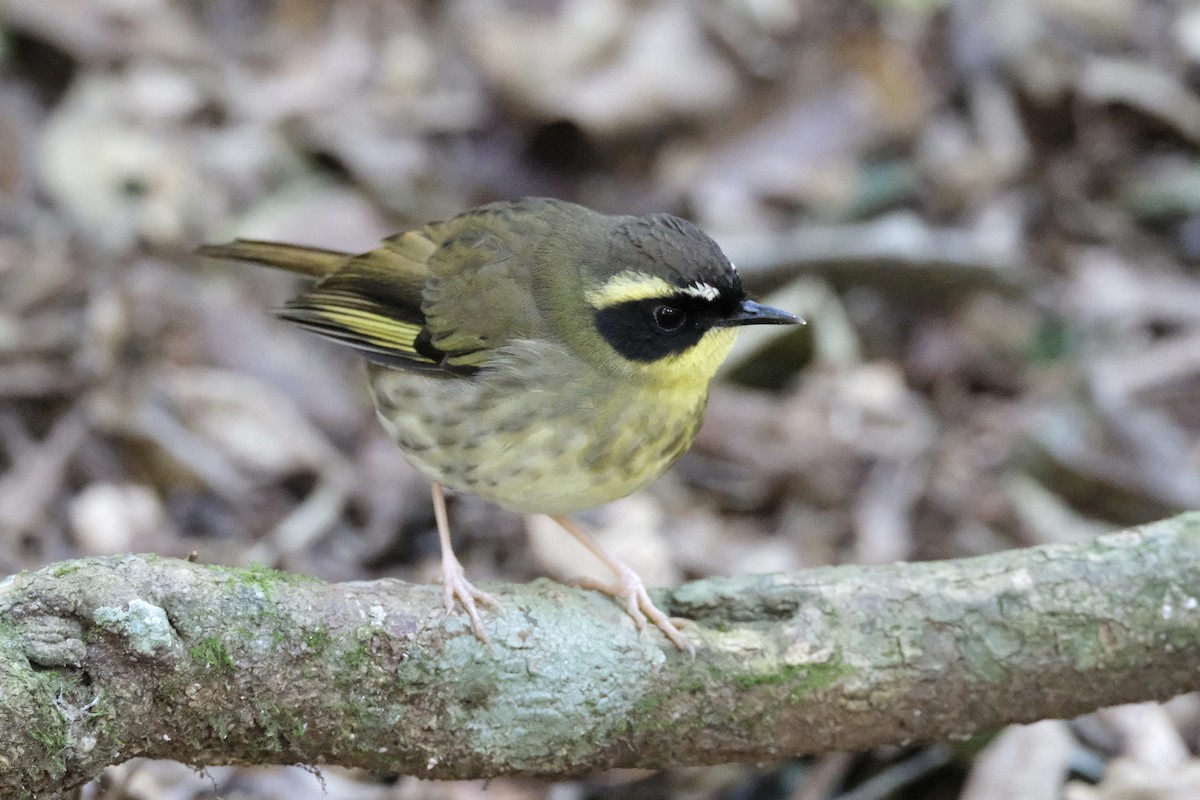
left=198, top=197, right=801, bottom=652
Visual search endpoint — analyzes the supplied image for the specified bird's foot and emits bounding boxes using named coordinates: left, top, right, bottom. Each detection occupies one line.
left=437, top=552, right=500, bottom=644
left=571, top=564, right=695, bottom=655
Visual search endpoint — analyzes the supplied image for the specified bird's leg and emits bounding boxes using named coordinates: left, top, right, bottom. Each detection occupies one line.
left=431, top=482, right=499, bottom=642
left=550, top=514, right=694, bottom=654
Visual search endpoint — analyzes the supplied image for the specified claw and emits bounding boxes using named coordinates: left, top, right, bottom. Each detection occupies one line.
left=437, top=548, right=500, bottom=643
left=554, top=516, right=695, bottom=655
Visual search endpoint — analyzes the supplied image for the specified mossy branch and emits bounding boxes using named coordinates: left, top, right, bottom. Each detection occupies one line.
left=3, top=514, right=1200, bottom=796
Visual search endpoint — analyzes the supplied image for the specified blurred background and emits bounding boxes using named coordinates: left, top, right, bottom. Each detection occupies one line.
left=2, top=0, right=1200, bottom=798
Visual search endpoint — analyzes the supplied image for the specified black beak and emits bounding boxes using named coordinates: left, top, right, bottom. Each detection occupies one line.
left=721, top=299, right=804, bottom=327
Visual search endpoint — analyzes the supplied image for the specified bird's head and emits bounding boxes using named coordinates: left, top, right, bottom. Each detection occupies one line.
left=572, top=213, right=800, bottom=388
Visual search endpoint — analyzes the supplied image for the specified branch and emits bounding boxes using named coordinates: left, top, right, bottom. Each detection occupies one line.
left=3, top=514, right=1200, bottom=795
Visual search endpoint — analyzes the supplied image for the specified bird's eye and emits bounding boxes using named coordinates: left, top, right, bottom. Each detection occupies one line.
left=653, top=305, right=686, bottom=331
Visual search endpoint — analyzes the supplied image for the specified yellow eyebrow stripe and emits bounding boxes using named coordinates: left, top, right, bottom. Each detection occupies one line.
left=584, top=271, right=676, bottom=309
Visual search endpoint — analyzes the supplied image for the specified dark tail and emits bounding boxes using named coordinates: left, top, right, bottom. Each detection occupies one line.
left=196, top=239, right=349, bottom=278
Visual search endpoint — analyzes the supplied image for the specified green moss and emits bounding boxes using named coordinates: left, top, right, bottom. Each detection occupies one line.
left=629, top=659, right=723, bottom=722
left=732, top=663, right=800, bottom=689
left=257, top=702, right=286, bottom=752
left=22, top=675, right=72, bottom=784
left=267, top=707, right=311, bottom=750
left=339, top=632, right=376, bottom=674
left=213, top=714, right=230, bottom=740
left=0, top=620, right=20, bottom=646
left=29, top=727, right=67, bottom=758
left=50, top=563, right=83, bottom=578
left=190, top=636, right=235, bottom=671
left=302, top=625, right=332, bottom=656
left=208, top=562, right=320, bottom=601
left=291, top=718, right=309, bottom=740
left=787, top=661, right=854, bottom=699
left=731, top=659, right=853, bottom=700
left=748, top=658, right=843, bottom=685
